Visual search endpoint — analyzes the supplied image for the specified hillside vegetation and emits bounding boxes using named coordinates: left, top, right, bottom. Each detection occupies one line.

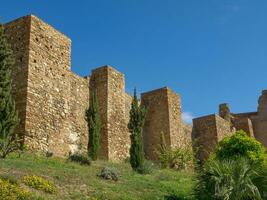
left=0, top=153, right=194, bottom=200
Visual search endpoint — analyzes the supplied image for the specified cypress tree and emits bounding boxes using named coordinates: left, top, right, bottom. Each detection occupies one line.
left=86, top=90, right=100, bottom=160
left=0, top=23, right=20, bottom=158
left=128, top=88, right=146, bottom=170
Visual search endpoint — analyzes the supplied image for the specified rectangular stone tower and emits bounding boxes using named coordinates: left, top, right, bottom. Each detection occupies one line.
left=192, top=114, right=232, bottom=163
left=141, top=87, right=184, bottom=161
left=4, top=16, right=31, bottom=140
left=5, top=15, right=89, bottom=156
left=90, top=66, right=130, bottom=161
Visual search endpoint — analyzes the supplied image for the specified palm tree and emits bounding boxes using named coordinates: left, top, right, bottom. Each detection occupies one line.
left=195, top=157, right=267, bottom=200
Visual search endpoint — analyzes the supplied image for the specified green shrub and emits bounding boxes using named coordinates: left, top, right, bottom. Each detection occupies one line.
left=215, top=130, right=266, bottom=165
left=0, top=178, right=31, bottom=200
left=23, top=175, right=56, bottom=193
left=195, top=157, right=267, bottom=200
left=99, top=167, right=119, bottom=181
left=158, top=132, right=193, bottom=170
left=68, top=152, right=91, bottom=166
left=136, top=160, right=156, bottom=174
left=159, top=147, right=193, bottom=170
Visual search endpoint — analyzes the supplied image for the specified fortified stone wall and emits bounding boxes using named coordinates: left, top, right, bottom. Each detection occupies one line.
left=141, top=88, right=172, bottom=161
left=252, top=90, right=267, bottom=146
left=5, top=15, right=90, bottom=156
left=192, top=115, right=232, bottom=163
left=5, top=15, right=267, bottom=163
left=218, top=91, right=267, bottom=146
left=193, top=90, right=267, bottom=163
left=4, top=16, right=31, bottom=140
left=233, top=117, right=254, bottom=137
left=141, top=87, right=189, bottom=161
left=90, top=66, right=130, bottom=161
left=182, top=124, right=193, bottom=145
left=4, top=15, right=189, bottom=161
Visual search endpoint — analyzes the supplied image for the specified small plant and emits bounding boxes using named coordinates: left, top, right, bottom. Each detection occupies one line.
left=159, top=133, right=193, bottom=170
left=136, top=160, right=156, bottom=174
left=0, top=178, right=31, bottom=200
left=68, top=152, right=92, bottom=166
left=215, top=130, right=266, bottom=165
left=99, top=166, right=119, bottom=181
left=23, top=175, right=56, bottom=193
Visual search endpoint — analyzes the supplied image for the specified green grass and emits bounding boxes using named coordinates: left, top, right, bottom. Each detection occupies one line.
left=0, top=153, right=194, bottom=200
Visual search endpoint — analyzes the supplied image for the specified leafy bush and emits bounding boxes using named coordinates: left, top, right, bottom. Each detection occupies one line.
left=0, top=178, right=31, bottom=200
left=136, top=160, right=156, bottom=174
left=68, top=152, right=91, bottom=166
left=98, top=167, right=119, bottom=181
left=160, top=148, right=193, bottom=170
left=23, top=175, right=56, bottom=193
left=195, top=157, right=267, bottom=200
left=158, top=132, right=193, bottom=170
left=215, top=130, right=266, bottom=165
left=159, top=146, right=193, bottom=170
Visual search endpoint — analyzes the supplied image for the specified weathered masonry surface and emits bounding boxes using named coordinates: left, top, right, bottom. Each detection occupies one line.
left=141, top=88, right=190, bottom=161
left=4, top=15, right=191, bottom=161
left=193, top=90, right=267, bottom=163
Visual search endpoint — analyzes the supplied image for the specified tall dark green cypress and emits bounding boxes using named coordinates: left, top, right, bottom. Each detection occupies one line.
left=128, top=88, right=146, bottom=170
left=0, top=23, right=19, bottom=158
left=86, top=90, right=100, bottom=160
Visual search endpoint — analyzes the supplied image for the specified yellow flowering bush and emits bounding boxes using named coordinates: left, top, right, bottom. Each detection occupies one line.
left=23, top=175, right=56, bottom=193
left=0, top=178, right=31, bottom=200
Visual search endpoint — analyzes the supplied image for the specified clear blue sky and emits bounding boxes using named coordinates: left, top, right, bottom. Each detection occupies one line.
left=1, top=0, right=267, bottom=123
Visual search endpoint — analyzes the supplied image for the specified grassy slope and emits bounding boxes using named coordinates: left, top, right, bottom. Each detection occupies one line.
left=0, top=153, right=194, bottom=200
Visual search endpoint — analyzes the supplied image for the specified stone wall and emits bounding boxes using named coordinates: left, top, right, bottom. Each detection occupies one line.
left=4, top=16, right=31, bottom=141
left=90, top=66, right=130, bottom=161
left=253, top=90, right=267, bottom=146
left=233, top=117, right=254, bottom=137
left=141, top=87, right=186, bottom=161
left=217, top=90, right=267, bottom=147
left=192, top=115, right=231, bottom=163
left=27, top=15, right=89, bottom=156
left=194, top=89, right=267, bottom=163
left=167, top=89, right=184, bottom=148
left=5, top=15, right=89, bottom=156
left=4, top=15, right=190, bottom=161
left=106, top=67, right=130, bottom=161
left=90, top=67, right=109, bottom=159
left=182, top=124, right=193, bottom=146
left=216, top=115, right=232, bottom=141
